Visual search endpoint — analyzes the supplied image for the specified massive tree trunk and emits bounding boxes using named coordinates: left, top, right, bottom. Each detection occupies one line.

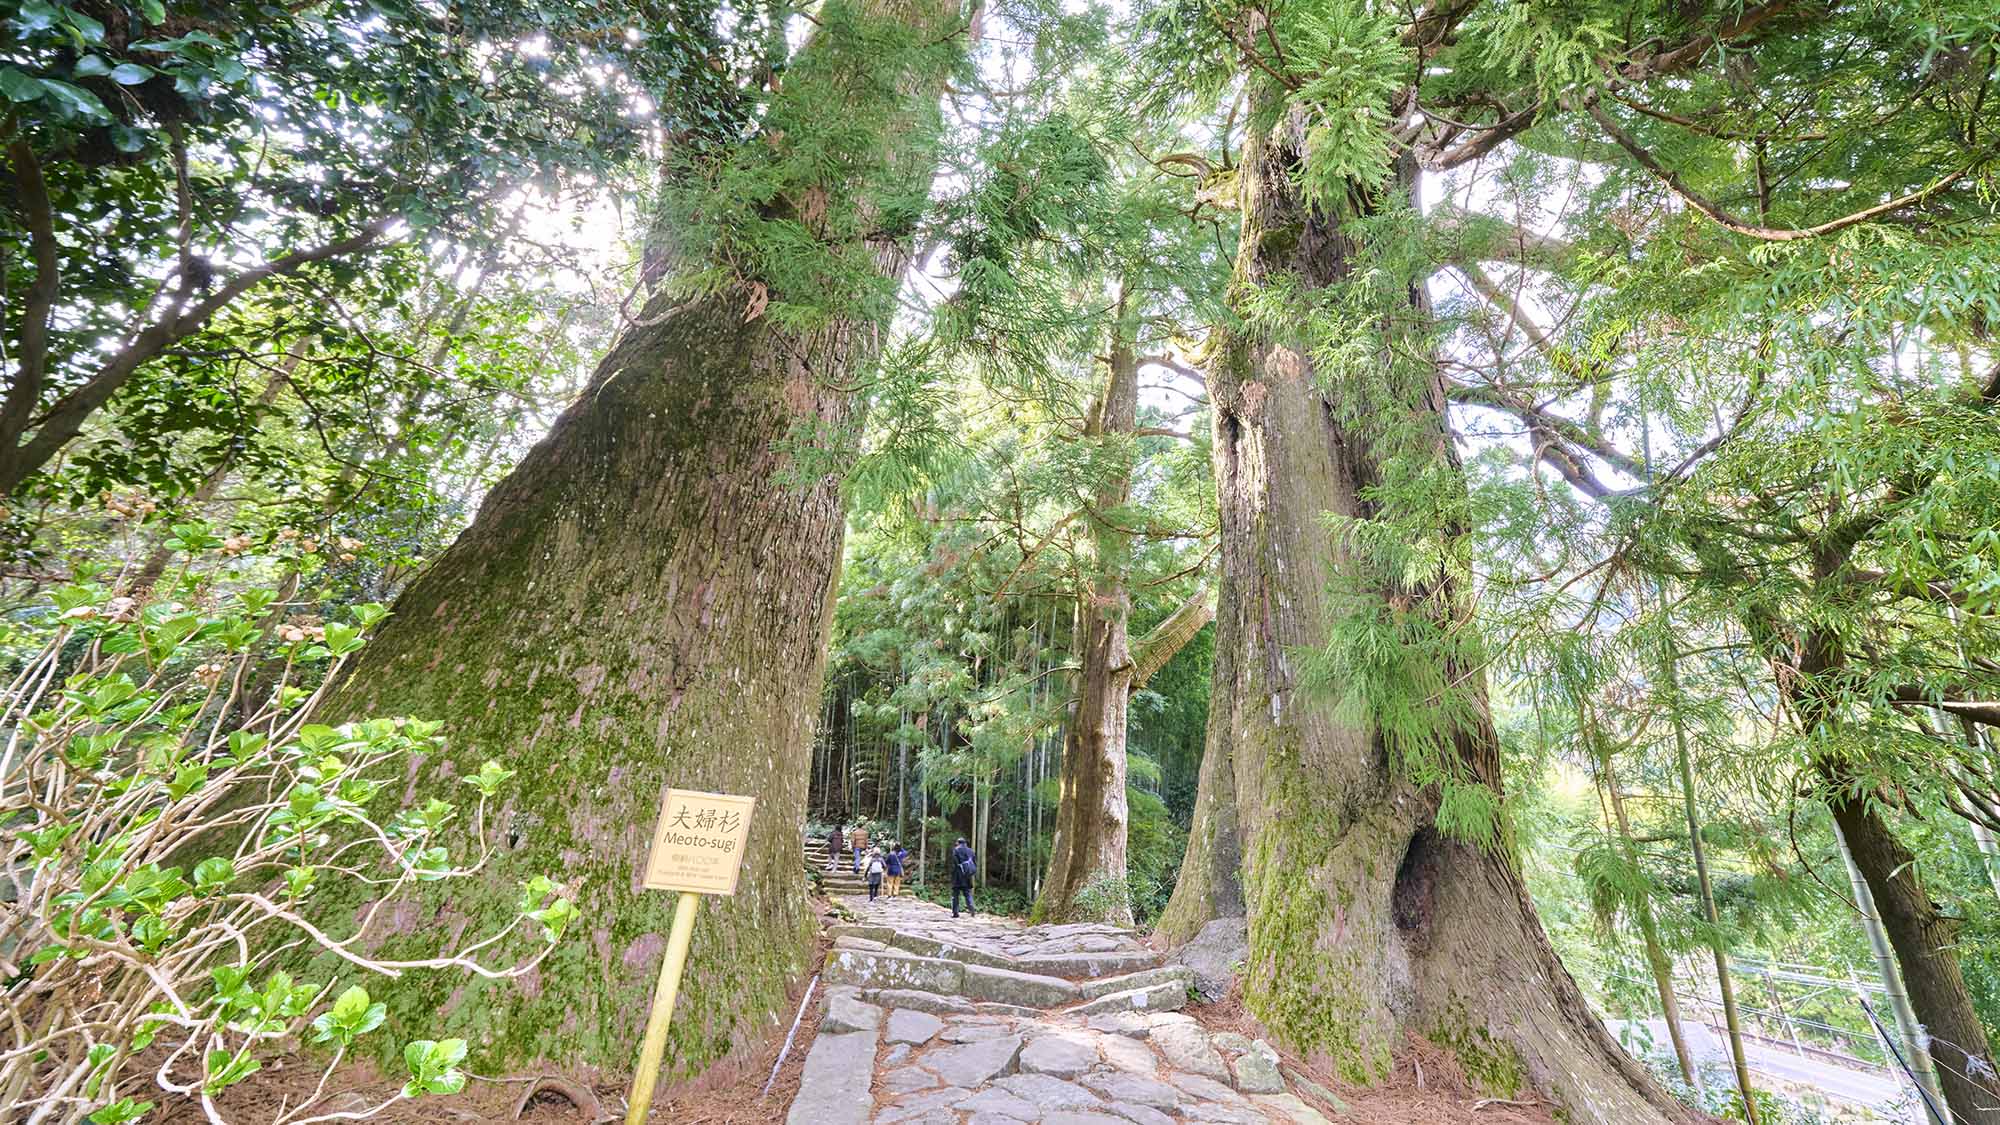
left=1158, top=88, right=1693, bottom=1122
left=1036, top=326, right=1140, bottom=925
left=320, top=0, right=966, bottom=1081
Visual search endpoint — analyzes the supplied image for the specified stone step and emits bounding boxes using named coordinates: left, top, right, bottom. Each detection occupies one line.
left=822, top=946, right=1194, bottom=1013
left=826, top=923, right=1164, bottom=981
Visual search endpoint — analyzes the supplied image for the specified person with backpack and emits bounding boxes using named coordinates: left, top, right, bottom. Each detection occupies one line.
left=884, top=842, right=907, bottom=897
left=824, top=821, right=843, bottom=872
left=864, top=847, right=886, bottom=901
left=950, top=837, right=976, bottom=917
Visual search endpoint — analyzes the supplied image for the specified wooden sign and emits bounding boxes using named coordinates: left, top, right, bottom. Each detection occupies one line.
left=642, top=788, right=756, bottom=895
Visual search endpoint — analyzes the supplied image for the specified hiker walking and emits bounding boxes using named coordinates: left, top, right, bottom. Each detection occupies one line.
left=864, top=846, right=886, bottom=901
left=824, top=820, right=843, bottom=871
left=849, top=822, right=869, bottom=874
left=950, top=837, right=976, bottom=917
left=884, top=842, right=907, bottom=898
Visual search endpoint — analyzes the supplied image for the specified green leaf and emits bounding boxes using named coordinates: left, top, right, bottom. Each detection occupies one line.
left=0, top=67, right=45, bottom=103
left=109, top=63, right=153, bottom=85
left=89, top=1098, right=153, bottom=1125
left=74, top=55, right=112, bottom=77
left=332, top=985, right=370, bottom=1022
left=140, top=0, right=165, bottom=24
left=62, top=7, right=106, bottom=44
left=192, top=856, right=235, bottom=893
left=14, top=1, right=58, bottom=33
left=40, top=79, right=110, bottom=120
left=202, top=1050, right=259, bottom=1093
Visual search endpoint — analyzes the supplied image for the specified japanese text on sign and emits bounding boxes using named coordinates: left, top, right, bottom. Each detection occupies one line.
left=643, top=788, right=756, bottom=895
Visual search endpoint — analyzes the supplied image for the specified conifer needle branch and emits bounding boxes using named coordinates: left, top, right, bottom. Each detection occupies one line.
left=1585, top=99, right=1981, bottom=242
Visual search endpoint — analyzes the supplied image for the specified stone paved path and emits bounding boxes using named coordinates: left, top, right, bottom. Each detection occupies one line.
left=785, top=894, right=1338, bottom=1125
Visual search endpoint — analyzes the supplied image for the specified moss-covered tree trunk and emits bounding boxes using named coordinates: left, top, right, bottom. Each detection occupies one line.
left=1158, top=91, right=1694, bottom=1123
left=323, top=0, right=967, bottom=1082
left=1036, top=328, right=1139, bottom=925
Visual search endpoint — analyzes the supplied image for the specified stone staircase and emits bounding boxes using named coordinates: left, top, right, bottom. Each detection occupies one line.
left=785, top=896, right=1342, bottom=1124
left=803, top=833, right=872, bottom=898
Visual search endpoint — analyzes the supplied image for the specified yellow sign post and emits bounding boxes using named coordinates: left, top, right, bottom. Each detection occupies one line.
left=624, top=788, right=756, bottom=1125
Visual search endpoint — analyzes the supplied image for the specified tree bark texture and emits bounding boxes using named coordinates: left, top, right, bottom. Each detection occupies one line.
left=321, top=0, right=966, bottom=1081
left=1761, top=549, right=2000, bottom=1123
left=1829, top=779, right=1996, bottom=1121
left=1158, top=92, right=1694, bottom=1123
left=1036, top=333, right=1139, bottom=925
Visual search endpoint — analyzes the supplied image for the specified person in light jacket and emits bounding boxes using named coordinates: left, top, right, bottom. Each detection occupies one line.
left=950, top=837, right=976, bottom=918
left=849, top=822, right=870, bottom=874
left=864, top=847, right=886, bottom=901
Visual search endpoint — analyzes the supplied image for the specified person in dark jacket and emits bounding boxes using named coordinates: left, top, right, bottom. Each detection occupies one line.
left=883, top=842, right=906, bottom=898
left=950, top=837, right=976, bottom=917
left=825, top=821, right=843, bottom=871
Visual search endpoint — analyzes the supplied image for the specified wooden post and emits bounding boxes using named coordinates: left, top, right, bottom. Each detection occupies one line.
left=626, top=788, right=756, bottom=1124
left=625, top=892, right=701, bottom=1125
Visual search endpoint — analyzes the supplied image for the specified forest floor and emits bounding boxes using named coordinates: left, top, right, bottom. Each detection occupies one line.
left=162, top=894, right=1553, bottom=1124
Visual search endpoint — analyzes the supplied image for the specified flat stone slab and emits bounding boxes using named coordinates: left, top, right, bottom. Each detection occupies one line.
left=940, top=1023, right=1016, bottom=1043
left=1081, top=1071, right=1182, bottom=1109
left=992, top=1073, right=1106, bottom=1112
left=1165, top=1071, right=1244, bottom=1104
left=880, top=1068, right=935, bottom=1095
left=922, top=1033, right=1024, bottom=1087
left=826, top=948, right=965, bottom=995
left=1068, top=980, right=1186, bottom=1016
left=1228, top=1041, right=1284, bottom=1093
left=1101, top=1103, right=1173, bottom=1125
left=867, top=988, right=976, bottom=1016
left=877, top=1087, right=973, bottom=1123
left=1085, top=1013, right=1152, bottom=1038
left=786, top=1030, right=876, bottom=1125
left=1017, top=1032, right=1097, bottom=1077
left=1014, top=951, right=1161, bottom=979
left=953, top=1086, right=1040, bottom=1118
left=885, top=1008, right=944, bottom=1045
left=1098, top=1034, right=1157, bottom=1074
left=961, top=962, right=1080, bottom=1008
left=1150, top=1022, right=1229, bottom=1082
left=822, top=993, right=883, bottom=1034
left=890, top=932, right=1018, bottom=969
left=1076, top=965, right=1194, bottom=1001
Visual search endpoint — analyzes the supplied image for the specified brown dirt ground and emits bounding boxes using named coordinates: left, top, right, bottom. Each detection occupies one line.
left=154, top=900, right=1558, bottom=1124
left=1186, top=982, right=1556, bottom=1125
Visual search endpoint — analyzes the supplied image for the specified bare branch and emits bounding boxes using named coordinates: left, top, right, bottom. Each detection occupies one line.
left=0, top=218, right=397, bottom=493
